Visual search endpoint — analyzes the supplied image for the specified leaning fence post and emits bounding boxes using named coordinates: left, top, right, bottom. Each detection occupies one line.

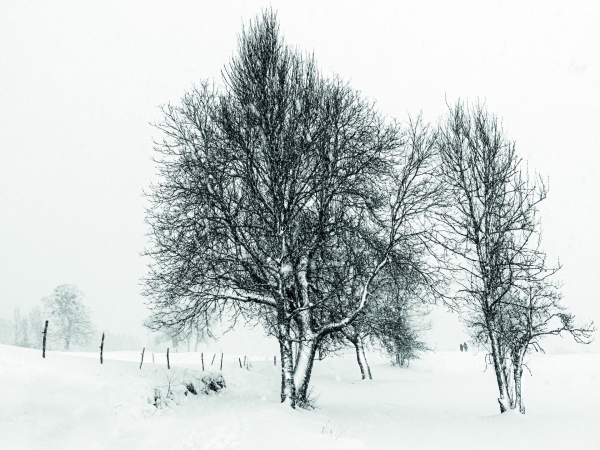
left=239, top=357, right=242, bottom=368
left=42, top=320, right=48, bottom=358
left=220, top=353, right=223, bottom=371
left=167, top=348, right=170, bottom=369
left=100, top=332, right=104, bottom=364
left=140, top=347, right=145, bottom=369
left=211, top=354, right=216, bottom=365
left=201, top=352, right=204, bottom=371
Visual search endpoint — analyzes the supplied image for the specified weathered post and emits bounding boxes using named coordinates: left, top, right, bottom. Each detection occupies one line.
left=201, top=352, right=204, bottom=371
left=42, top=320, right=48, bottom=358
left=100, top=332, right=105, bottom=364
left=220, top=353, right=223, bottom=371
left=243, top=355, right=246, bottom=367
left=140, top=347, right=145, bottom=369
left=239, top=357, right=242, bottom=368
left=211, top=354, right=216, bottom=365
left=167, top=348, right=170, bottom=369
left=274, top=355, right=276, bottom=366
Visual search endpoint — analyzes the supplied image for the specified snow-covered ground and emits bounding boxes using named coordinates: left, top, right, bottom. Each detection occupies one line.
left=1, top=344, right=598, bottom=449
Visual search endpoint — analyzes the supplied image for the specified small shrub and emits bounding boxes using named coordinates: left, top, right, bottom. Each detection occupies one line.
left=200, top=373, right=226, bottom=394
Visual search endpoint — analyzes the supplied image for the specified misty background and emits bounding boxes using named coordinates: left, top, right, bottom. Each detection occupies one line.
left=1, top=0, right=598, bottom=355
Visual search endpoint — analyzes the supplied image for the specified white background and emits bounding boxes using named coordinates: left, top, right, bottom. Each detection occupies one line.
left=1, top=0, right=598, bottom=353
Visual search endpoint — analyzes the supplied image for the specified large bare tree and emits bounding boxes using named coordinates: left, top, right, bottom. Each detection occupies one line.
left=143, top=10, right=441, bottom=408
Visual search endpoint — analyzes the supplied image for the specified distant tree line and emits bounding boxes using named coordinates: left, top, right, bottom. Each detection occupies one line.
left=142, top=9, right=594, bottom=412
left=0, top=305, right=44, bottom=348
left=0, top=284, right=141, bottom=352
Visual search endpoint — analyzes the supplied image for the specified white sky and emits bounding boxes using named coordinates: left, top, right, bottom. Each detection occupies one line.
left=1, top=0, right=598, bottom=352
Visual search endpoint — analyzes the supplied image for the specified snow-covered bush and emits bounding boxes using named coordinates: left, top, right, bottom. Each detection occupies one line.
left=181, top=370, right=226, bottom=397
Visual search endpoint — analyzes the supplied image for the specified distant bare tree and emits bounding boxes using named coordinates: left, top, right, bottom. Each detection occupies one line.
left=437, top=100, right=594, bottom=413
left=42, top=285, right=95, bottom=350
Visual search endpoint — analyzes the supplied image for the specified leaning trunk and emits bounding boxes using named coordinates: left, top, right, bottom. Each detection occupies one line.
left=487, top=326, right=510, bottom=413
left=293, top=338, right=318, bottom=405
left=360, top=343, right=372, bottom=379
left=353, top=340, right=366, bottom=379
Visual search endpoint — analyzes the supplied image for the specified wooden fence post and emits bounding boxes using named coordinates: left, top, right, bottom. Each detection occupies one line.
left=100, top=332, right=104, bottom=364
left=274, top=355, right=276, bottom=366
left=239, top=357, right=242, bottom=368
left=140, top=347, right=145, bottom=369
left=167, top=348, right=170, bottom=369
left=201, top=352, right=204, bottom=371
left=211, top=354, right=216, bottom=365
left=220, top=353, right=223, bottom=371
left=42, top=320, right=48, bottom=358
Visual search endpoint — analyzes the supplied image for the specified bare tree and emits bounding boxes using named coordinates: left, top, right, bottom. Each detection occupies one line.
left=437, top=100, right=594, bottom=413
left=336, top=261, right=431, bottom=378
left=143, top=10, right=441, bottom=408
left=489, top=258, right=594, bottom=413
left=42, top=285, right=95, bottom=350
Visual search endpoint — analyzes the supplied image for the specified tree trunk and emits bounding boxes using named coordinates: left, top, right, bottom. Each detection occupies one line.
left=279, top=339, right=296, bottom=408
left=501, top=355, right=515, bottom=409
left=361, top=344, right=372, bottom=379
left=513, top=350, right=525, bottom=414
left=488, top=327, right=509, bottom=413
left=293, top=338, right=318, bottom=404
left=354, top=341, right=366, bottom=379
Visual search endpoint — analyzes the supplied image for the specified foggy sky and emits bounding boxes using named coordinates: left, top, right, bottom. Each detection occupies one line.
left=1, top=0, right=598, bottom=352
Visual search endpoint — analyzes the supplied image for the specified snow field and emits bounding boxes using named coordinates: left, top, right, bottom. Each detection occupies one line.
left=0, top=344, right=598, bottom=449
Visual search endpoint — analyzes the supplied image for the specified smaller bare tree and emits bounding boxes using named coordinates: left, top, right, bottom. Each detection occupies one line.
left=42, top=285, right=95, bottom=350
left=437, top=99, right=595, bottom=413
left=496, top=260, right=594, bottom=413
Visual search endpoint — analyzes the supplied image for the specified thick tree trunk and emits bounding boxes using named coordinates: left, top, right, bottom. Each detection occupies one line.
left=279, top=339, right=296, bottom=408
left=293, top=338, right=318, bottom=403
